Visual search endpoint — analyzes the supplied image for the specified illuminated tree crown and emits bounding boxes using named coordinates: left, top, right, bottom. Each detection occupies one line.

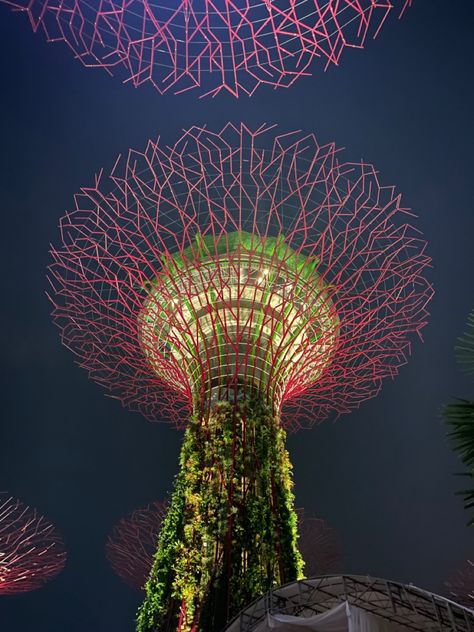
left=49, top=123, right=432, bottom=431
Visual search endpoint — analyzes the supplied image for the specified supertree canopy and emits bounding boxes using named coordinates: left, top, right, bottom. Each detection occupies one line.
left=2, top=0, right=411, bottom=97
left=107, top=501, right=168, bottom=592
left=49, top=123, right=432, bottom=632
left=106, top=503, right=341, bottom=591
left=0, top=493, right=66, bottom=595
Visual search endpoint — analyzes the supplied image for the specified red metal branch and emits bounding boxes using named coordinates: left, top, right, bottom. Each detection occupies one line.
left=2, top=0, right=411, bottom=97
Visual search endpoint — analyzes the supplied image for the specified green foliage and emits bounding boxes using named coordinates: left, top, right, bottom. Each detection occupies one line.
left=445, top=398, right=474, bottom=525
left=456, top=310, right=474, bottom=378
left=444, top=309, right=474, bottom=525
left=136, top=395, right=303, bottom=632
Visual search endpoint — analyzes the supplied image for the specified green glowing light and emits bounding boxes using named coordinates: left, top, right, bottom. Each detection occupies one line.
left=138, top=232, right=339, bottom=406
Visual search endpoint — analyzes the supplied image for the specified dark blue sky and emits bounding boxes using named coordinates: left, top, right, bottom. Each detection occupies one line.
left=0, top=2, right=473, bottom=630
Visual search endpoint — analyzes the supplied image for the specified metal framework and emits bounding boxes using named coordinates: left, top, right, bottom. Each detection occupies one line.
left=223, top=575, right=474, bottom=632
left=0, top=492, right=66, bottom=594
left=446, top=561, right=474, bottom=609
left=2, top=0, right=411, bottom=97
left=106, top=504, right=341, bottom=590
left=49, top=123, right=432, bottom=432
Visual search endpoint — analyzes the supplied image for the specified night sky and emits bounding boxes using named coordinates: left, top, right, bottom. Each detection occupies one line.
left=0, top=2, right=473, bottom=630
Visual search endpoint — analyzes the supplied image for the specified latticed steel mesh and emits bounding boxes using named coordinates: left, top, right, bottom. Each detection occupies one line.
left=2, top=0, right=411, bottom=97
left=0, top=493, right=66, bottom=595
left=49, top=123, right=432, bottom=431
left=106, top=502, right=341, bottom=590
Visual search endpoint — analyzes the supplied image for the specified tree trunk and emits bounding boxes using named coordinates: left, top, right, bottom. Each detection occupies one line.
left=136, top=393, right=303, bottom=632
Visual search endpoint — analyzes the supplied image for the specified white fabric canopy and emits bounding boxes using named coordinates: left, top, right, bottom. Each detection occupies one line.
left=255, top=601, right=399, bottom=632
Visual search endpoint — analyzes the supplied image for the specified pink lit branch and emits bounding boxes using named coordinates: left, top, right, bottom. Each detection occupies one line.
left=2, top=0, right=412, bottom=97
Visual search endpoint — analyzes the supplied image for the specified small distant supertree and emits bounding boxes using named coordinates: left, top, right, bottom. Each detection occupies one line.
left=446, top=560, right=474, bottom=608
left=296, top=509, right=342, bottom=577
left=107, top=503, right=341, bottom=590
left=107, top=501, right=168, bottom=591
left=49, top=124, right=432, bottom=631
left=444, top=310, right=474, bottom=524
left=2, top=0, right=411, bottom=97
left=0, top=493, right=66, bottom=594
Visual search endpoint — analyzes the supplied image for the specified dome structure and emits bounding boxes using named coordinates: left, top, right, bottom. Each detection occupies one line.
left=223, top=575, right=474, bottom=632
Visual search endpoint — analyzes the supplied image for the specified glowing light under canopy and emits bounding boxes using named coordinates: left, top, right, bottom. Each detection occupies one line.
left=139, top=232, right=339, bottom=409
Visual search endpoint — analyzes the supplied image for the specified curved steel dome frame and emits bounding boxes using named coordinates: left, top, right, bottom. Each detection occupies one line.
left=224, top=575, right=474, bottom=632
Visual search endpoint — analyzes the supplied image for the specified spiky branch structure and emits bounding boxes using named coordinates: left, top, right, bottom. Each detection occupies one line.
left=2, top=0, right=411, bottom=97
left=446, top=560, right=474, bottom=608
left=0, top=493, right=66, bottom=594
left=107, top=504, right=341, bottom=590
left=49, top=124, right=431, bottom=631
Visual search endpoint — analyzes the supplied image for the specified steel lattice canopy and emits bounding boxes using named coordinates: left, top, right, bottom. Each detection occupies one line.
left=48, top=123, right=433, bottom=430
left=223, top=575, right=474, bottom=632
left=0, top=493, right=66, bottom=595
left=2, top=0, right=411, bottom=97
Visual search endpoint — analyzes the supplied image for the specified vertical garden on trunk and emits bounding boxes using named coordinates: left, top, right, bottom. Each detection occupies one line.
left=137, top=395, right=302, bottom=632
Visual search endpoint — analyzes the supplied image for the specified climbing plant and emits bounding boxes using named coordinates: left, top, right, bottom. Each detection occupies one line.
left=137, top=394, right=303, bottom=632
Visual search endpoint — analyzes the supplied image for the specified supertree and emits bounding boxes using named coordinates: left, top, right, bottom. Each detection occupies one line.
left=446, top=560, right=474, bottom=608
left=48, top=123, right=432, bottom=631
left=2, top=0, right=411, bottom=97
left=106, top=503, right=341, bottom=591
left=0, top=492, right=66, bottom=595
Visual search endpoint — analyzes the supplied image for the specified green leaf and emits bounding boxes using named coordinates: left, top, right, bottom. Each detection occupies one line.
left=456, top=309, right=474, bottom=377
left=444, top=398, right=474, bottom=523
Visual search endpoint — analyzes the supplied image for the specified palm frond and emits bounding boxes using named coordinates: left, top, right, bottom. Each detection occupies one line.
left=455, top=310, right=474, bottom=377
left=444, top=398, right=474, bottom=524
